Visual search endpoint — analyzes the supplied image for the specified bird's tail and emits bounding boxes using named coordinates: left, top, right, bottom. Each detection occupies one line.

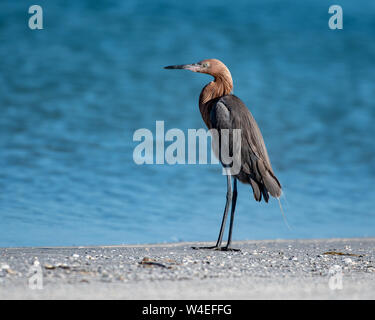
left=256, top=160, right=282, bottom=199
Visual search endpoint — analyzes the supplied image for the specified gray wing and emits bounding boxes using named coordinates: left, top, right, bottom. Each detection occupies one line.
left=210, top=95, right=281, bottom=201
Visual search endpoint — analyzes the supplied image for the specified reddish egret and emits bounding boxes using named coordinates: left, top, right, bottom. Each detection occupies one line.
left=164, top=59, right=281, bottom=251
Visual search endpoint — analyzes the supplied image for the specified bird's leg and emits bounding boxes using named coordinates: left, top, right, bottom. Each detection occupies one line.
left=214, top=172, right=232, bottom=248
left=221, top=178, right=240, bottom=251
left=192, top=171, right=232, bottom=250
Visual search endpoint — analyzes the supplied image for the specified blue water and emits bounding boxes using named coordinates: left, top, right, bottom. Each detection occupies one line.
left=1, top=0, right=374, bottom=247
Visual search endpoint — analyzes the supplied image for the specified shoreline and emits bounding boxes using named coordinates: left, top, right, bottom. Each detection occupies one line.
left=0, top=238, right=374, bottom=299
left=2, top=236, right=373, bottom=249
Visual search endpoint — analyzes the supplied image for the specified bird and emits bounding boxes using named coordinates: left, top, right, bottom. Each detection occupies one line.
left=164, top=59, right=281, bottom=251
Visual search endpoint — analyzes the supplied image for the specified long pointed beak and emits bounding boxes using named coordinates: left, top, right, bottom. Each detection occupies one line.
left=164, top=63, right=201, bottom=72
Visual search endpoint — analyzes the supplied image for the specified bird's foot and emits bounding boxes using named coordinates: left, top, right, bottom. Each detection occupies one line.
left=218, top=246, right=240, bottom=252
left=191, top=245, right=219, bottom=250
left=191, top=246, right=240, bottom=252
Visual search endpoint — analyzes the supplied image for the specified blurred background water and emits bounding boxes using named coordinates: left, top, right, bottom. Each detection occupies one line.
left=0, top=0, right=374, bottom=247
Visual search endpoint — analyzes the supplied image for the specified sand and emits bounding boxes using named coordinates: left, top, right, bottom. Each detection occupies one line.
left=0, top=238, right=374, bottom=299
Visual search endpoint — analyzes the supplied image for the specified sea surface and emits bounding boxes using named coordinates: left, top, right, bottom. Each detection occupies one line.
left=1, top=0, right=374, bottom=247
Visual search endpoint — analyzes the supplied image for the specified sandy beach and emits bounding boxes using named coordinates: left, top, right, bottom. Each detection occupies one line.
left=0, top=238, right=374, bottom=299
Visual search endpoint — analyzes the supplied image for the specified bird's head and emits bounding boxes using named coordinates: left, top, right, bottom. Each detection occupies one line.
left=164, top=59, right=231, bottom=79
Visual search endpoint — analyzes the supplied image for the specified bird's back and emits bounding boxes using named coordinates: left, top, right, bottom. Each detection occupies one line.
left=207, top=94, right=282, bottom=202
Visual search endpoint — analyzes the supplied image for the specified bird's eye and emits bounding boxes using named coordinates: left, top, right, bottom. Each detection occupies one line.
left=202, top=63, right=209, bottom=68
